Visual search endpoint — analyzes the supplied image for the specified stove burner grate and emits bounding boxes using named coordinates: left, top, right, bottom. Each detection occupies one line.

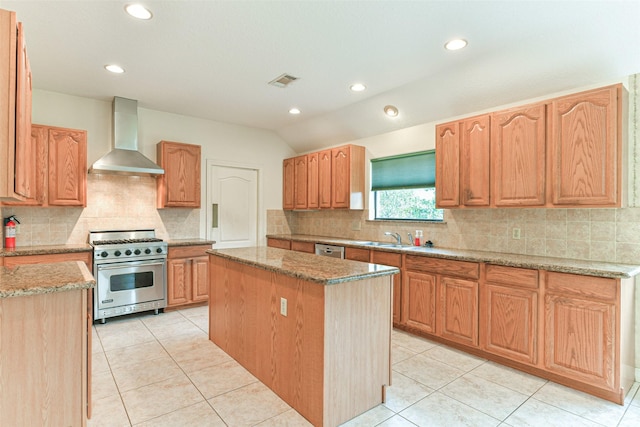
left=92, top=238, right=164, bottom=246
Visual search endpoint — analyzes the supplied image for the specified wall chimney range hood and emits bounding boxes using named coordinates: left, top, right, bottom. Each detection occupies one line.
left=89, top=97, right=165, bottom=176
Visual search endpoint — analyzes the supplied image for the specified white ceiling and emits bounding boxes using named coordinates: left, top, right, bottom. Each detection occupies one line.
left=2, top=0, right=640, bottom=153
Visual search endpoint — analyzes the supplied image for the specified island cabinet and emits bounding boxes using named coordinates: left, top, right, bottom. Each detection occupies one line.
left=480, top=264, right=539, bottom=365
left=1, top=9, right=33, bottom=202
left=167, top=245, right=209, bottom=308
left=3, top=124, right=87, bottom=207
left=282, top=144, right=365, bottom=210
left=157, top=140, right=201, bottom=208
left=209, top=248, right=395, bottom=426
left=403, top=255, right=480, bottom=347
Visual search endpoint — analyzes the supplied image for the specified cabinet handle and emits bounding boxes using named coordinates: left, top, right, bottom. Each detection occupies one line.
left=212, top=204, right=218, bottom=228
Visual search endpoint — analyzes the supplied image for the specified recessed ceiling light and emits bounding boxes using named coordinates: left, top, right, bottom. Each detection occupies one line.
left=350, top=83, right=366, bottom=92
left=125, top=4, right=153, bottom=20
left=445, top=38, right=468, bottom=51
left=384, top=105, right=399, bottom=117
left=289, top=108, right=301, bottom=115
left=104, top=64, right=125, bottom=74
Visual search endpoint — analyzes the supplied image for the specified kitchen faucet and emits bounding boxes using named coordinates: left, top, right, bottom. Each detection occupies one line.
left=384, top=231, right=402, bottom=245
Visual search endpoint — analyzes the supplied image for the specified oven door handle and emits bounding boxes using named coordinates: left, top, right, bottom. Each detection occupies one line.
left=97, top=260, right=166, bottom=271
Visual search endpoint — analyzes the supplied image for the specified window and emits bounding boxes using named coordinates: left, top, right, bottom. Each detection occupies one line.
left=371, top=150, right=444, bottom=221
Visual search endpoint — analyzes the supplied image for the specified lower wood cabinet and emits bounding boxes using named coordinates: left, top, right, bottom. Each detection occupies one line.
left=345, top=247, right=369, bottom=262
left=167, top=245, right=210, bottom=308
left=266, top=237, right=291, bottom=250
left=403, top=270, right=436, bottom=333
left=480, top=265, right=538, bottom=365
left=438, top=276, right=479, bottom=347
left=543, top=271, right=620, bottom=393
left=291, top=240, right=314, bottom=254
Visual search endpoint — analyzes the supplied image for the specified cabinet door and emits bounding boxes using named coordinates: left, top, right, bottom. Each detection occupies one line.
left=167, top=258, right=191, bottom=306
left=549, top=85, right=620, bottom=206
left=192, top=256, right=209, bottom=302
left=2, top=125, right=47, bottom=206
left=158, top=141, right=201, bottom=208
left=307, top=152, right=319, bottom=209
left=282, top=158, right=295, bottom=210
left=403, top=271, right=437, bottom=334
left=439, top=276, right=479, bottom=346
left=14, top=22, right=34, bottom=200
left=544, top=272, right=617, bottom=391
left=460, top=115, right=490, bottom=206
left=331, top=146, right=351, bottom=208
left=47, top=128, right=87, bottom=206
left=435, top=121, right=460, bottom=207
left=318, top=149, right=332, bottom=208
left=491, top=104, right=546, bottom=206
left=293, top=155, right=308, bottom=209
left=482, top=283, right=537, bottom=364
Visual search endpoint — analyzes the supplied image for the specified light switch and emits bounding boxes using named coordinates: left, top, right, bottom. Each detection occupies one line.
left=280, top=297, right=287, bottom=316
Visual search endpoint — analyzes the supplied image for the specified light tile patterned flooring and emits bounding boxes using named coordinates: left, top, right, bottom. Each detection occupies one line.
left=90, top=306, right=640, bottom=426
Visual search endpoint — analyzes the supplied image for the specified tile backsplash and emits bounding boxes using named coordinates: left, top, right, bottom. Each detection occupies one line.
left=267, top=207, right=640, bottom=264
left=1, top=174, right=200, bottom=246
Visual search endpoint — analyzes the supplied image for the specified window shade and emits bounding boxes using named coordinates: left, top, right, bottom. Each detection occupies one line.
left=370, top=150, right=436, bottom=191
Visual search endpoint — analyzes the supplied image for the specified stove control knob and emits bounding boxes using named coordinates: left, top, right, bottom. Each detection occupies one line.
left=100, top=251, right=108, bottom=258
left=145, top=248, right=151, bottom=254
left=134, top=249, right=141, bottom=255
left=156, top=248, right=163, bottom=254
left=125, top=250, right=132, bottom=256
left=114, top=250, right=122, bottom=257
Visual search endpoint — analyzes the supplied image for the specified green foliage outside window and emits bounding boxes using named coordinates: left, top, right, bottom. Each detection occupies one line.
left=375, top=188, right=444, bottom=221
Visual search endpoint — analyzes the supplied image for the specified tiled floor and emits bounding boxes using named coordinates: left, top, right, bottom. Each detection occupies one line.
left=90, top=306, right=640, bottom=427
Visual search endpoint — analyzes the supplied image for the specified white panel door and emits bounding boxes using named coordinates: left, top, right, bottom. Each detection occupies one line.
left=208, top=164, right=258, bottom=248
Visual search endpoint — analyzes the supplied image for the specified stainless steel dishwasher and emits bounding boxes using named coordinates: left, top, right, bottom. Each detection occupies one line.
left=314, top=243, right=345, bottom=259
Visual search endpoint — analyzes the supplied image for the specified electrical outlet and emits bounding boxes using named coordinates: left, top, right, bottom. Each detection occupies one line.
left=280, top=297, right=287, bottom=316
left=512, top=228, right=521, bottom=240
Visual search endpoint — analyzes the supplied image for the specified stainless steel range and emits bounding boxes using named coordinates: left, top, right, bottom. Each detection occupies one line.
left=89, top=229, right=167, bottom=323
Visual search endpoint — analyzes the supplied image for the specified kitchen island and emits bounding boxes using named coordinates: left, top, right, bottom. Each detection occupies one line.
left=0, top=261, right=95, bottom=426
left=207, top=247, right=399, bottom=427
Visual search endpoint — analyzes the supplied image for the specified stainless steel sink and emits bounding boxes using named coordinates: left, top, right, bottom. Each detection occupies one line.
left=354, top=241, right=405, bottom=248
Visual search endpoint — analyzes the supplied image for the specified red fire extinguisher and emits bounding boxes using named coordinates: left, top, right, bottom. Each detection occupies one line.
left=4, top=215, right=20, bottom=249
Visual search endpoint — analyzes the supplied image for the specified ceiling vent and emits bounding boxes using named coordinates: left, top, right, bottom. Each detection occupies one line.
left=269, top=73, right=299, bottom=88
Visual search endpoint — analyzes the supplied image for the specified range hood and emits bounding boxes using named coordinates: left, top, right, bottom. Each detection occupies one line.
left=89, top=97, right=165, bottom=176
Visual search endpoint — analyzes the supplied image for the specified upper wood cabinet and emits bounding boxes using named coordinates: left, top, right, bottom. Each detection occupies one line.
left=436, top=114, right=490, bottom=208
left=307, top=152, right=319, bottom=209
left=491, top=103, right=546, bottom=207
left=157, top=141, right=201, bottom=208
left=435, top=121, right=460, bottom=207
left=282, top=144, right=365, bottom=210
left=318, top=149, right=332, bottom=208
left=3, top=124, right=87, bottom=207
left=282, top=158, right=295, bottom=210
left=435, top=84, right=625, bottom=209
left=1, top=10, right=33, bottom=201
left=293, top=155, right=308, bottom=209
left=549, top=85, right=621, bottom=207
left=460, top=115, right=491, bottom=207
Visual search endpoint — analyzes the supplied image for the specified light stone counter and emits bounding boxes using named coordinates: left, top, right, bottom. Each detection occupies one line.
left=0, top=244, right=92, bottom=257
left=0, top=261, right=95, bottom=298
left=267, top=234, right=640, bottom=279
left=207, top=246, right=399, bottom=285
left=167, top=239, right=215, bottom=247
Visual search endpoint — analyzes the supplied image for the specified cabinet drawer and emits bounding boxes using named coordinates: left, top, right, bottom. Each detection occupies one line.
left=168, top=245, right=211, bottom=259
left=485, top=264, right=538, bottom=289
left=345, top=247, right=370, bottom=262
left=405, top=255, right=479, bottom=279
left=2, top=252, right=92, bottom=270
left=545, top=271, right=617, bottom=302
left=291, top=241, right=315, bottom=254
left=267, top=238, right=291, bottom=250
left=371, top=251, right=401, bottom=268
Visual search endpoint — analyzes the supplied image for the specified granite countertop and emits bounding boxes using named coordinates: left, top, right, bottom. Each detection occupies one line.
left=167, top=239, right=215, bottom=247
left=267, top=234, right=640, bottom=279
left=0, top=261, right=95, bottom=299
left=207, top=247, right=399, bottom=285
left=0, top=244, right=92, bottom=257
